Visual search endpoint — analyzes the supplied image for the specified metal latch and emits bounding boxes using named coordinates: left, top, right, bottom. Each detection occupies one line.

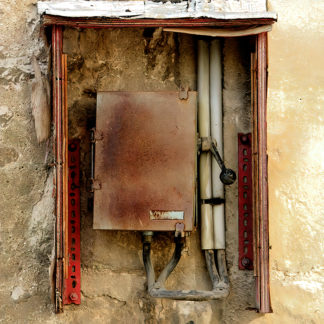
left=198, top=136, right=236, bottom=185
left=175, top=222, right=185, bottom=237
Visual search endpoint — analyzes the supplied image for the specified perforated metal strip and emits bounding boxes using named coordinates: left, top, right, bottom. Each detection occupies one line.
left=63, top=139, right=81, bottom=304
left=238, top=133, right=253, bottom=270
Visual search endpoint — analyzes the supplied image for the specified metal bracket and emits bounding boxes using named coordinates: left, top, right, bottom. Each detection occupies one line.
left=201, top=198, right=225, bottom=205
left=198, top=136, right=214, bottom=152
left=179, top=87, right=189, bottom=100
left=238, top=133, right=253, bottom=270
left=63, top=139, right=81, bottom=305
left=198, top=136, right=236, bottom=185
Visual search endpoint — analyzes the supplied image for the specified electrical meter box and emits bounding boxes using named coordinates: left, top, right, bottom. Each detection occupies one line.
left=93, top=91, right=197, bottom=231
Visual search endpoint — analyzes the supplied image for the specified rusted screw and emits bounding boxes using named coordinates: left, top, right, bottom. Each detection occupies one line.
left=241, top=257, right=250, bottom=267
left=69, top=293, right=78, bottom=301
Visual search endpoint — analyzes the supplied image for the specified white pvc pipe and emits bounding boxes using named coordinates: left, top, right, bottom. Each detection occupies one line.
left=198, top=40, right=211, bottom=141
left=201, top=204, right=213, bottom=250
left=213, top=205, right=225, bottom=249
left=198, top=40, right=213, bottom=250
left=210, top=39, right=225, bottom=250
left=199, top=153, right=212, bottom=199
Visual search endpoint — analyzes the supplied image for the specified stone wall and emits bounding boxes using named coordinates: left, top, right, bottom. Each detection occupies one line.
left=0, top=1, right=55, bottom=322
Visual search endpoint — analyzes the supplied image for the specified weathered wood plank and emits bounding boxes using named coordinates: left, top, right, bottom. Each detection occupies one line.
left=41, top=15, right=276, bottom=28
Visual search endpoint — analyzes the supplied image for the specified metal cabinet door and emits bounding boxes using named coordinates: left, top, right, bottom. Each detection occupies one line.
left=94, top=91, right=197, bottom=231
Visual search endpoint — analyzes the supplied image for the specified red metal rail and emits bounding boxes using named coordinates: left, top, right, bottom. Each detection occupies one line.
left=238, top=133, right=253, bottom=270
left=63, top=139, right=81, bottom=305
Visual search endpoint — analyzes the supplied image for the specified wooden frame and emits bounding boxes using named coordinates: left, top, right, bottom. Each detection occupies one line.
left=49, top=18, right=271, bottom=314
left=43, top=15, right=276, bottom=28
left=251, top=33, right=271, bottom=313
left=52, top=25, right=64, bottom=313
left=256, top=32, right=271, bottom=313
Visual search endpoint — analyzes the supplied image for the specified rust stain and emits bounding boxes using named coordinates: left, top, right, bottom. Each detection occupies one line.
left=93, top=91, right=197, bottom=231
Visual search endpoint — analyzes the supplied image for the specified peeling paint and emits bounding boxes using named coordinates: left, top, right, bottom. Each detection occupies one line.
left=37, top=0, right=276, bottom=19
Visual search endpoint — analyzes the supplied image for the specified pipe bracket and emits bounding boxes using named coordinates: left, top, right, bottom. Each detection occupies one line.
left=198, top=136, right=236, bottom=185
left=179, top=86, right=189, bottom=100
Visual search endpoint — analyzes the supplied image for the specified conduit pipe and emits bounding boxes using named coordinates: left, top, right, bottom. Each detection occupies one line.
left=143, top=233, right=228, bottom=300
left=198, top=39, right=213, bottom=250
left=210, top=39, right=229, bottom=285
left=210, top=39, right=225, bottom=250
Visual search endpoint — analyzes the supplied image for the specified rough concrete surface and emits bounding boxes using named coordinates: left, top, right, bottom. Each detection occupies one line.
left=265, top=1, right=324, bottom=323
left=0, top=0, right=323, bottom=324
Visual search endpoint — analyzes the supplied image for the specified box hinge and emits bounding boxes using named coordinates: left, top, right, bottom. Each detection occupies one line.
left=91, top=128, right=104, bottom=142
left=91, top=179, right=102, bottom=191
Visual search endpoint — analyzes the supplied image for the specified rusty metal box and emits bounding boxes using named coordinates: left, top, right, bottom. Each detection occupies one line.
left=93, top=92, right=197, bottom=231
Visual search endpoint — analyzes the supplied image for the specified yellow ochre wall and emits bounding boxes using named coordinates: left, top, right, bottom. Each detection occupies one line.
left=265, top=0, right=324, bottom=323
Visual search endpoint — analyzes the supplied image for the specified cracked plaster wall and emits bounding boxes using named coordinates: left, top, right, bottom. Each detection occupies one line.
left=0, top=0, right=323, bottom=324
